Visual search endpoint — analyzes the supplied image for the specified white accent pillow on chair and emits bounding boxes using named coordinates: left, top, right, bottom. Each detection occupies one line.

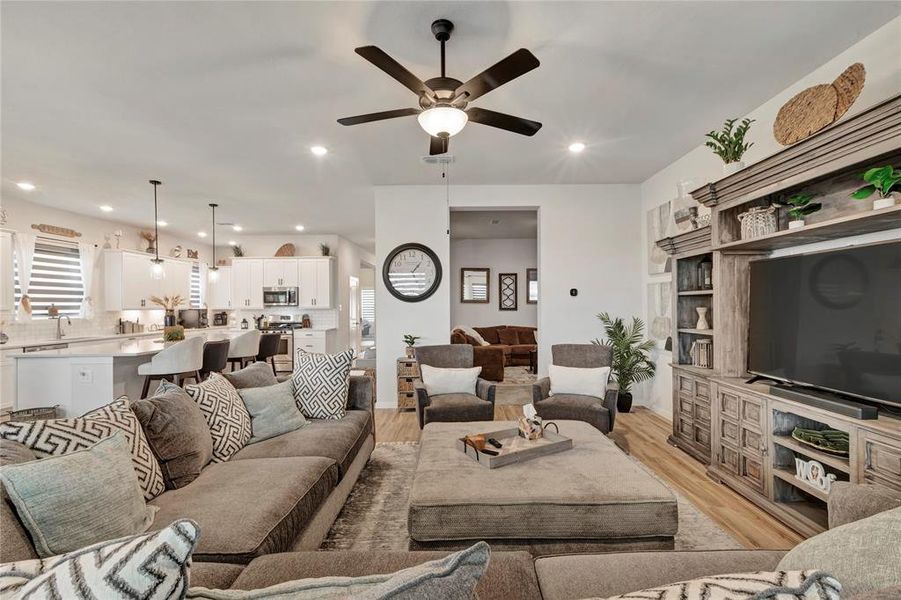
left=420, top=365, right=482, bottom=396
left=548, top=365, right=611, bottom=397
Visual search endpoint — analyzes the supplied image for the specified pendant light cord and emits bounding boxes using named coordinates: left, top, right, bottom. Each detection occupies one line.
left=149, top=180, right=162, bottom=262
left=209, top=203, right=218, bottom=269
left=444, top=161, right=450, bottom=235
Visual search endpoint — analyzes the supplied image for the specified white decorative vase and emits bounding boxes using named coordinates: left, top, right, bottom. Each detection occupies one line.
left=788, top=220, right=805, bottom=230
left=695, top=307, right=710, bottom=330
left=873, top=195, right=896, bottom=211
left=723, top=161, right=745, bottom=176
left=405, top=347, right=415, bottom=358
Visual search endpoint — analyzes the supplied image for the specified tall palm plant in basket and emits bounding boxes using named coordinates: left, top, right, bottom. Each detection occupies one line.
left=592, top=312, right=657, bottom=413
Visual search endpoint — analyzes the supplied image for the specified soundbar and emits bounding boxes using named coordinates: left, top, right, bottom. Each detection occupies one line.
left=769, top=384, right=878, bottom=420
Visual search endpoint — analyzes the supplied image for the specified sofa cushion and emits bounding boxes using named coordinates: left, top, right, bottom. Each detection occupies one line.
left=132, top=381, right=214, bottom=489
left=232, top=410, right=371, bottom=479
left=497, top=328, right=519, bottom=345
left=192, top=563, right=247, bottom=590
left=149, top=456, right=338, bottom=563
left=292, top=349, right=354, bottom=420
left=223, top=362, right=279, bottom=390
left=239, top=380, right=307, bottom=444
left=827, top=482, right=901, bottom=529
left=228, top=549, right=538, bottom=600
left=515, top=328, right=538, bottom=345
left=534, top=550, right=786, bottom=600
left=185, top=373, right=252, bottom=463
left=425, top=394, right=493, bottom=424
left=778, top=506, right=901, bottom=598
left=473, top=326, right=501, bottom=345
left=510, top=343, right=537, bottom=356
left=0, top=432, right=155, bottom=557
left=536, top=395, right=610, bottom=432
left=0, top=440, right=38, bottom=562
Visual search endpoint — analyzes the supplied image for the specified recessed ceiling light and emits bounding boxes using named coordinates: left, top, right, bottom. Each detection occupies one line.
left=197, top=231, right=207, bottom=238
left=568, top=142, right=586, bottom=154
left=99, top=205, right=114, bottom=212
left=232, top=225, right=243, bottom=232
left=157, top=220, right=168, bottom=227
left=16, top=182, right=36, bottom=191
left=295, top=225, right=305, bottom=232
left=310, top=145, right=328, bottom=156
left=228, top=240, right=237, bottom=246
left=490, top=219, right=501, bottom=225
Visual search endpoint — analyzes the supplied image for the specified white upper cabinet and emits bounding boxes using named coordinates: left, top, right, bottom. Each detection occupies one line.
left=298, top=257, right=334, bottom=308
left=231, top=259, right=264, bottom=309
left=263, top=259, right=299, bottom=288
left=207, top=266, right=232, bottom=309
left=0, top=232, right=15, bottom=312
left=104, top=250, right=192, bottom=311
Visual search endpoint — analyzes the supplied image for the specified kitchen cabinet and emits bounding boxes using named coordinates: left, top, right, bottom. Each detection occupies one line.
left=668, top=365, right=712, bottom=464
left=263, top=259, right=299, bottom=288
left=207, top=266, right=232, bottom=309
left=0, top=350, right=17, bottom=411
left=299, top=258, right=334, bottom=308
left=0, top=232, right=14, bottom=312
left=104, top=250, right=192, bottom=310
left=293, top=329, right=336, bottom=355
left=231, top=259, right=264, bottom=308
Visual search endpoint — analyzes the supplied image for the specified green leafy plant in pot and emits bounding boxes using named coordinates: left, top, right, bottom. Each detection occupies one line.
left=778, top=193, right=821, bottom=229
left=403, top=334, right=421, bottom=358
left=592, top=313, right=656, bottom=413
left=850, top=165, right=900, bottom=210
left=705, top=118, right=754, bottom=175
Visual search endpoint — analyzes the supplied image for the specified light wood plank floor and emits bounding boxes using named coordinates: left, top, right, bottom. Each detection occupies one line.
left=374, top=406, right=804, bottom=550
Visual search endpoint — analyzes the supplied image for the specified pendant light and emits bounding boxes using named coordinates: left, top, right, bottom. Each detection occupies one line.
left=149, top=180, right=165, bottom=280
left=208, top=203, right=219, bottom=282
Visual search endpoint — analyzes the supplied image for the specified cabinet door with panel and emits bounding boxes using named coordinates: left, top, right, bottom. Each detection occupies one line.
left=207, top=266, right=232, bottom=309
left=231, top=259, right=264, bottom=308
left=711, top=382, right=768, bottom=496
left=313, top=259, right=332, bottom=307
left=670, top=368, right=711, bottom=463
left=858, top=430, right=901, bottom=492
left=297, top=260, right=317, bottom=308
left=263, top=260, right=299, bottom=288
left=121, top=252, right=154, bottom=308
left=0, top=232, right=14, bottom=312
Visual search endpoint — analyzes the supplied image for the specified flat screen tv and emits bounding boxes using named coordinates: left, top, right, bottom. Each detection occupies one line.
left=748, top=240, right=901, bottom=410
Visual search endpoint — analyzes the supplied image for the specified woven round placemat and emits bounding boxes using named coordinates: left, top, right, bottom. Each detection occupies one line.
left=774, top=83, right=838, bottom=146
left=274, top=243, right=296, bottom=257
left=832, top=62, right=865, bottom=120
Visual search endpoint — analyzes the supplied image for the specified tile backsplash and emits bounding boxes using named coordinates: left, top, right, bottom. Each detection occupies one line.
left=0, top=309, right=170, bottom=346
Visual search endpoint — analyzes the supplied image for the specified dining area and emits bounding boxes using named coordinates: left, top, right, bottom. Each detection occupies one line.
left=14, top=329, right=283, bottom=417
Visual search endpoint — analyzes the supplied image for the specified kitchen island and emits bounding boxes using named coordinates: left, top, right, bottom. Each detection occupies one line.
left=13, top=330, right=243, bottom=417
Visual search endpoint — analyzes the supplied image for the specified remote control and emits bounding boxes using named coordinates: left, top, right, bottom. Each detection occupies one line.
left=481, top=449, right=499, bottom=456
left=487, top=438, right=503, bottom=449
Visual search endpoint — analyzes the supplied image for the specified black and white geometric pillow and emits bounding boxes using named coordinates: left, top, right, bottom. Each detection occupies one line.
left=291, top=349, right=354, bottom=419
left=2, top=519, right=198, bottom=599
left=0, top=398, right=165, bottom=500
left=602, top=570, right=841, bottom=600
left=184, top=373, right=251, bottom=463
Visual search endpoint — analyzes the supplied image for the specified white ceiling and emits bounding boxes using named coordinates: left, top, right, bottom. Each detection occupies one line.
left=451, top=210, right=537, bottom=239
left=2, top=2, right=898, bottom=251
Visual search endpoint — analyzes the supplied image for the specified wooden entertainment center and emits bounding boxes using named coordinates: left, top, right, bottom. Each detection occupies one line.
left=657, top=94, right=901, bottom=536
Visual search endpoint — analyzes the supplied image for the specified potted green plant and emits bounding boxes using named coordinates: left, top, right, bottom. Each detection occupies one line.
left=778, top=193, right=822, bottom=229
left=232, top=244, right=245, bottom=257
left=320, top=243, right=331, bottom=257
left=403, top=334, right=421, bottom=358
left=850, top=165, right=900, bottom=210
left=592, top=312, right=656, bottom=413
left=705, top=118, right=755, bottom=175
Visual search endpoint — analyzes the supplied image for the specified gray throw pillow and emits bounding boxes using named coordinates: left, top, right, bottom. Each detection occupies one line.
left=223, top=362, right=279, bottom=389
left=0, top=432, right=156, bottom=557
left=186, top=541, right=489, bottom=599
left=292, top=349, right=354, bottom=420
left=239, top=380, right=307, bottom=444
left=778, top=505, right=901, bottom=597
left=132, top=381, right=214, bottom=489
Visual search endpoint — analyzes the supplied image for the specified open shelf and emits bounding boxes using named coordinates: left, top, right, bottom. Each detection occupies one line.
left=773, top=467, right=830, bottom=502
left=671, top=363, right=717, bottom=376
left=678, top=290, right=714, bottom=296
left=713, top=204, right=901, bottom=251
left=773, top=435, right=850, bottom=473
left=678, top=328, right=714, bottom=336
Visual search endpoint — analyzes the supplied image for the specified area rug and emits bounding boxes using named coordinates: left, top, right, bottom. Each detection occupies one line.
left=321, top=442, right=741, bottom=552
left=494, top=366, right=535, bottom=405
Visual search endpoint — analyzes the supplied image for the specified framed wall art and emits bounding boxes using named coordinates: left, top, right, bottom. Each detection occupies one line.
left=499, top=272, right=518, bottom=311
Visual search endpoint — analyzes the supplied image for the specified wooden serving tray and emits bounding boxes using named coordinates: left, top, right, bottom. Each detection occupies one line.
left=457, top=427, right=573, bottom=469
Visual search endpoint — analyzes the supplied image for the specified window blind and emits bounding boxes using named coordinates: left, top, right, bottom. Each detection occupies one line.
left=14, top=238, right=84, bottom=318
left=190, top=263, right=201, bottom=308
left=361, top=288, right=375, bottom=322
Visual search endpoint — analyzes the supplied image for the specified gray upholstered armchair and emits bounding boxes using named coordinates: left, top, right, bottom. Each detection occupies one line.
left=413, top=344, right=496, bottom=429
left=532, top=344, right=619, bottom=434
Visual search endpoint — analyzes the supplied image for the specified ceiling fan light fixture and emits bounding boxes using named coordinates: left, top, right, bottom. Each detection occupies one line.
left=417, top=106, right=468, bottom=138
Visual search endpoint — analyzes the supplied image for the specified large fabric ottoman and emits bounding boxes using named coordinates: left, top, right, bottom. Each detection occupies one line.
left=408, top=420, right=678, bottom=554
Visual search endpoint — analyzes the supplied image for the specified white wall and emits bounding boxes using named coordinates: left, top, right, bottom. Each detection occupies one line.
left=375, top=184, right=642, bottom=407
left=450, top=238, right=537, bottom=328
left=639, top=17, right=901, bottom=418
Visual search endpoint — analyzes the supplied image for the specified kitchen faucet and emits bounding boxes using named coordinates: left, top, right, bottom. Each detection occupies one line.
left=53, top=315, right=72, bottom=340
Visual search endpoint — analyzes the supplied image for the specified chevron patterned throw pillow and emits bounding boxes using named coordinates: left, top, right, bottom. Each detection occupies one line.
left=184, top=373, right=251, bottom=463
left=0, top=398, right=165, bottom=500
left=600, top=570, right=841, bottom=600
left=292, top=349, right=354, bottom=419
left=1, top=519, right=198, bottom=599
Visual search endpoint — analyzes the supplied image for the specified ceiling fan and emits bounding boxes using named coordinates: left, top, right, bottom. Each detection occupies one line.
left=338, top=19, right=542, bottom=155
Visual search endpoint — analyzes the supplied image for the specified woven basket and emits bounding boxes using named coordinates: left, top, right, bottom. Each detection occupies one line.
left=4, top=406, right=59, bottom=422
left=737, top=206, right=778, bottom=240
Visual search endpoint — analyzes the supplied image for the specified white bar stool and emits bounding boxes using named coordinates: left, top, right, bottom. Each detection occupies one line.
left=137, top=336, right=204, bottom=398
left=227, top=329, right=262, bottom=371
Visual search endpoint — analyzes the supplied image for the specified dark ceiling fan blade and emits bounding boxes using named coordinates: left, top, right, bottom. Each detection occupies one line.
left=454, top=48, right=539, bottom=102
left=337, top=108, right=420, bottom=126
left=355, top=46, right=436, bottom=101
left=429, top=136, right=449, bottom=156
left=466, top=107, right=542, bottom=136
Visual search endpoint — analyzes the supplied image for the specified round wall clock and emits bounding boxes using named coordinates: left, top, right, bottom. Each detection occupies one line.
left=383, top=243, right=442, bottom=302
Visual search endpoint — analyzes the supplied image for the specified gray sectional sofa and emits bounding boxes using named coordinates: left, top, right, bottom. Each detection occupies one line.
left=1, top=375, right=375, bottom=565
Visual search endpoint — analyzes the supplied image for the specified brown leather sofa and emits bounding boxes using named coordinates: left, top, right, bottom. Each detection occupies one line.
left=450, top=330, right=506, bottom=382
left=451, top=326, right=537, bottom=382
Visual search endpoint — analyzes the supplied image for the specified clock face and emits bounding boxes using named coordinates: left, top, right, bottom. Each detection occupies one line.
left=383, top=243, right=442, bottom=302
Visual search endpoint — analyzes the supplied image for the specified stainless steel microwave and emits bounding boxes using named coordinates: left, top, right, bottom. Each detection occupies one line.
left=263, top=287, right=298, bottom=307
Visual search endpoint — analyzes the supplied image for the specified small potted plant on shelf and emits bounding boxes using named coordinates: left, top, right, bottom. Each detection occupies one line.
left=778, top=193, right=822, bottom=229
left=705, top=118, right=755, bottom=175
left=592, top=313, right=656, bottom=413
left=403, top=334, right=421, bottom=358
left=850, top=165, right=900, bottom=210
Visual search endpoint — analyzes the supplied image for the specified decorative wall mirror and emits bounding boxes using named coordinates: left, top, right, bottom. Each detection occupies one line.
left=460, top=268, right=490, bottom=303
left=526, top=268, right=538, bottom=304
left=499, top=273, right=518, bottom=311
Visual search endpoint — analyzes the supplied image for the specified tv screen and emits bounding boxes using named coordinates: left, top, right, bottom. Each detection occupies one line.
left=748, top=241, right=901, bottom=409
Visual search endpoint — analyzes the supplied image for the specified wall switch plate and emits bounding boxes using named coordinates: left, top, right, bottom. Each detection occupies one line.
left=77, top=368, right=93, bottom=384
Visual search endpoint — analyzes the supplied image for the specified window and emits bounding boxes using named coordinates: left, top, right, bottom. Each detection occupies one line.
left=190, top=263, right=202, bottom=308
left=361, top=288, right=375, bottom=323
left=14, top=238, right=84, bottom=318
